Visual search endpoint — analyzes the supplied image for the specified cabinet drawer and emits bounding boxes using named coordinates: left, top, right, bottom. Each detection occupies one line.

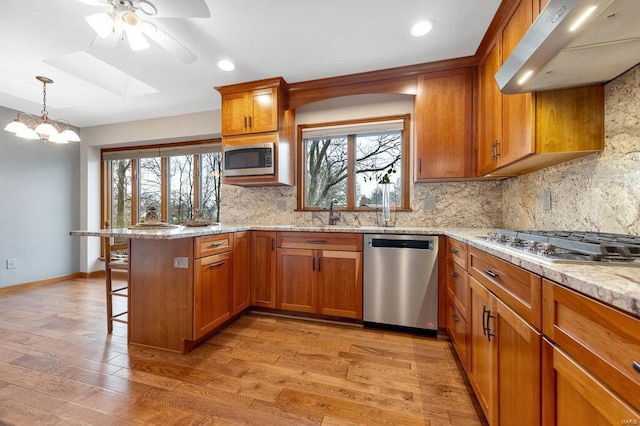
left=195, top=234, right=233, bottom=258
left=447, top=297, right=470, bottom=371
left=446, top=258, right=470, bottom=322
left=543, top=280, right=640, bottom=410
left=469, top=247, right=541, bottom=328
left=447, top=237, right=468, bottom=268
left=278, top=232, right=362, bottom=252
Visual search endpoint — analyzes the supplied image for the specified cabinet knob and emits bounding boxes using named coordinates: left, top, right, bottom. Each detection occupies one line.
left=450, top=271, right=459, bottom=278
left=451, top=314, right=459, bottom=324
left=451, top=248, right=459, bottom=254
left=634, top=361, right=640, bottom=373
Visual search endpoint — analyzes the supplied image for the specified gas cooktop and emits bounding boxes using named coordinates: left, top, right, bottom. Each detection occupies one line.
left=479, top=230, right=640, bottom=264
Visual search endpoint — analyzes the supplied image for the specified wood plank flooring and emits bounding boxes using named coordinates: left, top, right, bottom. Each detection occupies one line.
left=0, top=277, right=487, bottom=425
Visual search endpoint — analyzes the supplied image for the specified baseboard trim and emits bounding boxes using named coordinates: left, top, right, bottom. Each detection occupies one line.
left=0, top=271, right=103, bottom=292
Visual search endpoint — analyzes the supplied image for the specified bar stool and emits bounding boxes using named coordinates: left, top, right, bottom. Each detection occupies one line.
left=103, top=221, right=128, bottom=334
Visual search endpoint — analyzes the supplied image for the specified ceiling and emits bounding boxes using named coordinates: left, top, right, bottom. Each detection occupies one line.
left=0, top=0, right=501, bottom=128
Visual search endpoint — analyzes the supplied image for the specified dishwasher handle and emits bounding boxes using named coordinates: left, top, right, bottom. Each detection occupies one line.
left=368, top=238, right=434, bottom=250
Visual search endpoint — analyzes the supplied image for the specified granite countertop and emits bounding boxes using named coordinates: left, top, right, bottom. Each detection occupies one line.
left=70, top=224, right=640, bottom=317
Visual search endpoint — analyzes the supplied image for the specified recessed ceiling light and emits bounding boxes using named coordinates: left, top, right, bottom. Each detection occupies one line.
left=411, top=20, right=434, bottom=37
left=217, top=59, right=235, bottom=71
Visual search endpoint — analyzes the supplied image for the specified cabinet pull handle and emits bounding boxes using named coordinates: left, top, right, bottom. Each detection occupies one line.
left=483, top=268, right=498, bottom=278
left=451, top=248, right=459, bottom=254
left=486, top=311, right=496, bottom=342
left=208, top=241, right=225, bottom=248
left=450, top=271, right=459, bottom=278
left=419, top=158, right=422, bottom=173
left=306, top=239, right=328, bottom=244
left=490, top=141, right=495, bottom=160
left=208, top=260, right=225, bottom=269
left=248, top=116, right=253, bottom=129
left=633, top=361, right=640, bottom=373
left=312, top=257, right=316, bottom=271
left=244, top=115, right=247, bottom=129
left=482, top=306, right=488, bottom=336
left=318, top=257, right=322, bottom=271
left=495, top=141, right=500, bottom=158
left=271, top=238, right=275, bottom=251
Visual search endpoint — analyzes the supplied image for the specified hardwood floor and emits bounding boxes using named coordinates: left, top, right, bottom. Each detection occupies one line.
left=0, top=277, right=486, bottom=425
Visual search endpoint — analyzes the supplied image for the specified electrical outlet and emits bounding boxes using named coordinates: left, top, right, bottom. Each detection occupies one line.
left=423, top=197, right=437, bottom=211
left=173, top=257, right=188, bottom=269
left=542, top=190, right=552, bottom=211
left=6, top=258, right=16, bottom=269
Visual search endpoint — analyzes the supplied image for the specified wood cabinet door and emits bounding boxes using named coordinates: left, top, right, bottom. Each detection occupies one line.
left=221, top=92, right=249, bottom=136
left=250, top=231, right=277, bottom=308
left=232, top=231, right=251, bottom=315
left=276, top=248, right=317, bottom=313
left=469, top=276, right=498, bottom=424
left=193, top=252, right=232, bottom=340
left=500, top=0, right=534, bottom=168
left=447, top=297, right=471, bottom=371
left=496, top=297, right=542, bottom=425
left=550, top=343, right=640, bottom=425
left=249, top=87, right=278, bottom=133
left=317, top=250, right=362, bottom=319
left=415, top=69, right=473, bottom=179
left=477, top=37, right=502, bottom=176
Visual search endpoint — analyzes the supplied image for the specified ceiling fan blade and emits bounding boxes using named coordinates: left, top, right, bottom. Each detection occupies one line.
left=145, top=0, right=210, bottom=18
left=143, top=23, right=197, bottom=63
left=76, top=0, right=108, bottom=6
left=90, top=30, right=122, bottom=50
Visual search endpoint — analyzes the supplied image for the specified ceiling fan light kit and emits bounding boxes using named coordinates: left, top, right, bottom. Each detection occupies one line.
left=4, top=76, right=81, bottom=145
left=81, top=0, right=204, bottom=63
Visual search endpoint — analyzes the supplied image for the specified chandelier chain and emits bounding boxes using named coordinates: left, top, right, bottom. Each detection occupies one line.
left=41, top=80, right=49, bottom=121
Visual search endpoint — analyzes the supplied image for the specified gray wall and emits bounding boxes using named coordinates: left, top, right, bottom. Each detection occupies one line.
left=0, top=106, right=81, bottom=287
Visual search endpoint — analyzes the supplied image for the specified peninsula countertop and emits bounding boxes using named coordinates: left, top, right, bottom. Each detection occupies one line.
left=70, top=224, right=640, bottom=317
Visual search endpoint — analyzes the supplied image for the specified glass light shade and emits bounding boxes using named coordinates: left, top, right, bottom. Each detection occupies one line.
left=86, top=13, right=115, bottom=39
left=35, top=121, right=58, bottom=136
left=126, top=29, right=150, bottom=51
left=61, top=129, right=81, bottom=142
left=48, top=132, right=69, bottom=144
left=15, top=128, right=40, bottom=140
left=4, top=119, right=28, bottom=133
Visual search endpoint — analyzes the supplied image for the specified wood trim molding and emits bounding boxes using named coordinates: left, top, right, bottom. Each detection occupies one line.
left=475, top=0, right=522, bottom=60
left=288, top=56, right=477, bottom=109
left=0, top=272, right=94, bottom=293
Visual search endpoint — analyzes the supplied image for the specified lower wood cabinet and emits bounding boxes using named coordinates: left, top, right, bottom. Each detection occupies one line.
left=232, top=231, right=251, bottom=315
left=275, top=232, right=363, bottom=320
left=251, top=231, right=277, bottom=308
left=543, top=339, right=640, bottom=426
left=194, top=251, right=233, bottom=340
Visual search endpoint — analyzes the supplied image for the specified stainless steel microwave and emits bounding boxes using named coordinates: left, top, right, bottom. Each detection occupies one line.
left=223, top=143, right=275, bottom=177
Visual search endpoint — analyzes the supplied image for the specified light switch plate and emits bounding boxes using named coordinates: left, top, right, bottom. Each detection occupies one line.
left=6, top=258, right=16, bottom=269
left=173, top=257, right=188, bottom=269
left=542, top=190, right=552, bottom=211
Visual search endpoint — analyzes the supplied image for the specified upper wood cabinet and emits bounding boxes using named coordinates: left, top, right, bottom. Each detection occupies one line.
left=414, top=68, right=474, bottom=180
left=477, top=0, right=604, bottom=177
left=221, top=87, right=279, bottom=136
left=216, top=77, right=295, bottom=187
left=218, top=77, right=286, bottom=137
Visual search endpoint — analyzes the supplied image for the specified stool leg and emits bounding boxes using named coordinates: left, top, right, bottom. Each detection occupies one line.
left=106, top=263, right=113, bottom=334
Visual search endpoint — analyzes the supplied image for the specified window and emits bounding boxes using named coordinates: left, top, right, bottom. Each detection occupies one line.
left=102, top=141, right=222, bottom=227
left=298, top=114, right=410, bottom=210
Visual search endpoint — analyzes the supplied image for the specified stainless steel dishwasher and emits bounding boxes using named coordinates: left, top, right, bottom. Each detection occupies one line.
left=363, top=234, right=438, bottom=333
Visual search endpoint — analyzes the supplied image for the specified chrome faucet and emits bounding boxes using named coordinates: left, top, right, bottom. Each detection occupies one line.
left=328, top=199, right=340, bottom=225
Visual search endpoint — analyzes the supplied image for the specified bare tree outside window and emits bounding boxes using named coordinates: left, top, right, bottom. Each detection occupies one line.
left=202, top=152, right=222, bottom=222
left=139, top=157, right=162, bottom=221
left=303, top=128, right=403, bottom=210
left=169, top=155, right=194, bottom=224
left=110, top=159, right=132, bottom=228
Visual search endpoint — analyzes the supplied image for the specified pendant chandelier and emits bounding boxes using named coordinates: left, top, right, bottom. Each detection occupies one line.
left=4, top=76, right=81, bottom=144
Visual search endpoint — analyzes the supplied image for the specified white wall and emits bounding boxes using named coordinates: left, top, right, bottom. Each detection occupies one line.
left=0, top=106, right=81, bottom=287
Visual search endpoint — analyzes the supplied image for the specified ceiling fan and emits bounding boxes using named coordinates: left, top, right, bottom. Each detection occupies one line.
left=77, top=0, right=210, bottom=64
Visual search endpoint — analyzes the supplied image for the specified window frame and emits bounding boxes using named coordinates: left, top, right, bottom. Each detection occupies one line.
left=101, top=139, right=222, bottom=231
left=296, top=114, right=411, bottom=211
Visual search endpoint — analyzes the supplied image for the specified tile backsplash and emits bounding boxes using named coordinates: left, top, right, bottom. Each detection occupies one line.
left=503, top=64, right=640, bottom=234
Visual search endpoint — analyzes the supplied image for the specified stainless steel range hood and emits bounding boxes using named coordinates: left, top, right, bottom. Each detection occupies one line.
left=495, top=0, right=640, bottom=94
